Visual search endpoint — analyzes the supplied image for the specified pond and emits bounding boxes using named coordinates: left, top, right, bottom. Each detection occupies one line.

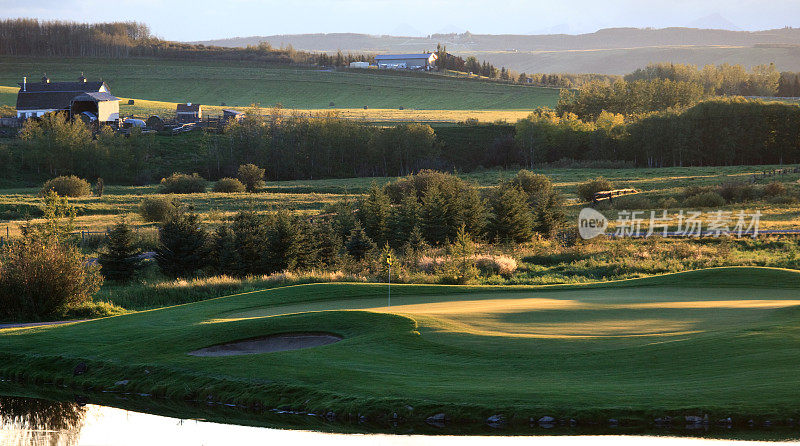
left=0, top=385, right=798, bottom=445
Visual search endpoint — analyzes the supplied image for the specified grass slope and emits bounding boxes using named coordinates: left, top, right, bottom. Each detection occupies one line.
left=2, top=267, right=800, bottom=422
left=0, top=57, right=559, bottom=111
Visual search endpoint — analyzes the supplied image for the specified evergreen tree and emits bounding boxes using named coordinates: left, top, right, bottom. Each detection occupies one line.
left=331, top=199, right=358, bottom=241
left=420, top=184, right=451, bottom=245
left=487, top=184, right=533, bottom=243
left=402, top=224, right=428, bottom=269
left=533, top=191, right=566, bottom=238
left=345, top=221, right=376, bottom=261
left=313, top=220, right=344, bottom=268
left=444, top=225, right=478, bottom=284
left=98, top=219, right=142, bottom=282
left=292, top=219, right=317, bottom=271
left=358, top=183, right=391, bottom=246
left=210, top=224, right=239, bottom=276
left=264, top=209, right=304, bottom=273
left=156, top=211, right=209, bottom=278
left=230, top=210, right=270, bottom=275
left=388, top=193, right=420, bottom=248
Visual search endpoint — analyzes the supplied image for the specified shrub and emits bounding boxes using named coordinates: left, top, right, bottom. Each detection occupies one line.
left=158, top=173, right=208, bottom=194
left=681, top=186, right=712, bottom=199
left=139, top=196, right=179, bottom=222
left=612, top=194, right=652, bottom=210
left=212, top=177, right=246, bottom=193
left=237, top=164, right=265, bottom=192
left=683, top=191, right=726, bottom=208
left=509, top=170, right=554, bottom=206
left=658, top=197, right=679, bottom=208
left=40, top=175, right=91, bottom=197
left=766, top=194, right=799, bottom=205
left=418, top=255, right=445, bottom=273
left=474, top=254, right=518, bottom=277
left=576, top=177, right=613, bottom=202
left=718, top=182, right=756, bottom=203
left=763, top=182, right=787, bottom=197
left=0, top=236, right=102, bottom=319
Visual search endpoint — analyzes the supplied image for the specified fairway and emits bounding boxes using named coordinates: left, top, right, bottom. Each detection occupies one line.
left=2, top=267, right=800, bottom=421
left=0, top=57, right=559, bottom=111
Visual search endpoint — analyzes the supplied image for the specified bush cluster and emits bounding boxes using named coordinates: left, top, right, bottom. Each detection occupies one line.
left=576, top=177, right=614, bottom=202
left=138, top=196, right=179, bottom=222
left=212, top=177, right=246, bottom=193
left=40, top=175, right=92, bottom=197
left=158, top=173, right=208, bottom=194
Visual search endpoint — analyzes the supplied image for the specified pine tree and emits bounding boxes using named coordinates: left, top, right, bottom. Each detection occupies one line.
left=358, top=183, right=391, bottom=246
left=402, top=224, right=428, bottom=269
left=487, top=184, right=533, bottom=243
left=388, top=193, right=420, bottom=248
left=264, top=209, right=304, bottom=273
left=420, top=184, right=450, bottom=245
left=155, top=211, right=209, bottom=278
left=345, top=221, right=376, bottom=261
left=533, top=191, right=566, bottom=238
left=293, top=219, right=317, bottom=271
left=313, top=220, right=344, bottom=268
left=444, top=225, right=478, bottom=284
left=228, top=210, right=270, bottom=275
left=98, top=220, right=142, bottom=282
left=210, top=224, right=240, bottom=276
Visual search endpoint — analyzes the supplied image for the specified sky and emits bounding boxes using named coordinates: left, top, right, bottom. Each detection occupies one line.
left=2, top=0, right=800, bottom=41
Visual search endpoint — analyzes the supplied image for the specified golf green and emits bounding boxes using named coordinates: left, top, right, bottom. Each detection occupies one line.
left=2, top=267, right=800, bottom=422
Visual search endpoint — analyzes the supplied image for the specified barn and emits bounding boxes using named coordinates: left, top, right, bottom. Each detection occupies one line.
left=374, top=53, right=438, bottom=70
left=15, top=75, right=120, bottom=123
left=176, top=103, right=202, bottom=123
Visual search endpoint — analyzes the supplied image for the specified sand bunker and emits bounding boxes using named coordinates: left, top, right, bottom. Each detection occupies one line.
left=189, top=332, right=342, bottom=357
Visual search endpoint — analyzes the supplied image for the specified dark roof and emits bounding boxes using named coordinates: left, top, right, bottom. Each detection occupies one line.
left=177, top=103, right=202, bottom=112
left=15, top=81, right=111, bottom=111
left=17, top=81, right=106, bottom=93
left=71, top=92, right=120, bottom=102
left=374, top=53, right=436, bottom=60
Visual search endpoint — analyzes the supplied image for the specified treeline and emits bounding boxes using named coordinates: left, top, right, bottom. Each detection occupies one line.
left=516, top=98, right=800, bottom=167
left=0, top=19, right=336, bottom=65
left=624, top=62, right=792, bottom=97
left=5, top=99, right=800, bottom=185
left=557, top=78, right=705, bottom=120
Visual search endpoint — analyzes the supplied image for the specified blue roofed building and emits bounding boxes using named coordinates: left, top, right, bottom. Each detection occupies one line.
left=374, top=53, right=438, bottom=70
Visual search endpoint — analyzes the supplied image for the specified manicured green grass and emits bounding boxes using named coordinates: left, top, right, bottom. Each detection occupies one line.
left=2, top=267, right=800, bottom=422
left=0, top=57, right=559, bottom=111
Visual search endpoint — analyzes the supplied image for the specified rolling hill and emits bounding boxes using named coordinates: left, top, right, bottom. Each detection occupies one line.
left=194, top=27, right=800, bottom=74
left=0, top=57, right=559, bottom=111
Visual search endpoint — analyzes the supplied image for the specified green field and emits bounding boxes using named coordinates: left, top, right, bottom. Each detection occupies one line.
left=0, top=57, right=559, bottom=111
left=2, top=267, right=800, bottom=423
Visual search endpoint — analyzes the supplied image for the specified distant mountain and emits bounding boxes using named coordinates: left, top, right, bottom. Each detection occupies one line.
left=687, top=13, right=741, bottom=31
left=191, top=27, right=800, bottom=74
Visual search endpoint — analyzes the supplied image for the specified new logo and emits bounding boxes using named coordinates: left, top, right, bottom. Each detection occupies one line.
left=578, top=208, right=608, bottom=239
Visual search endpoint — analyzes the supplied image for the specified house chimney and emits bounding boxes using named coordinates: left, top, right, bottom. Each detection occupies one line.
left=23, top=76, right=26, bottom=92
left=41, top=74, right=49, bottom=84
left=78, top=72, right=86, bottom=83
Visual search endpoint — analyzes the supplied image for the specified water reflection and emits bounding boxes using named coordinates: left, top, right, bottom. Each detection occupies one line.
left=0, top=395, right=86, bottom=446
left=0, top=391, right=798, bottom=445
